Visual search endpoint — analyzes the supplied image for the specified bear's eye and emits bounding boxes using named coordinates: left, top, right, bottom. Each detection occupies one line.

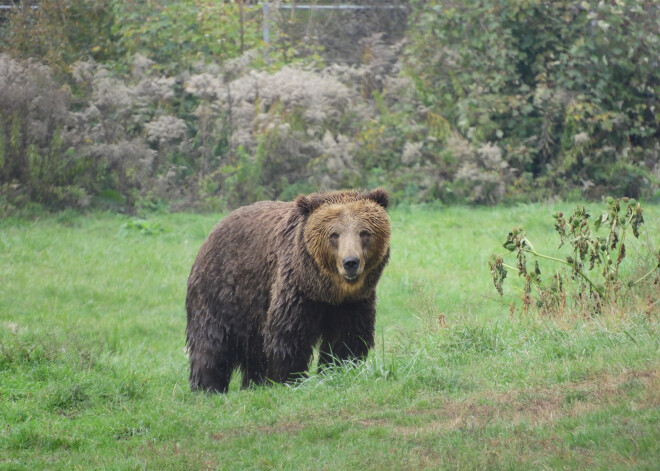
left=329, top=232, right=339, bottom=241
left=360, top=230, right=371, bottom=238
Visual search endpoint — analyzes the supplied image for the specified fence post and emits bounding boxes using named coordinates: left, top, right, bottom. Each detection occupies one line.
left=262, top=2, right=270, bottom=45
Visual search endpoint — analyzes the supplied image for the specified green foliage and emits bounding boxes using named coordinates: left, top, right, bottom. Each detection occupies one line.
left=0, top=0, right=114, bottom=73
left=351, top=90, right=456, bottom=204
left=2, top=0, right=660, bottom=212
left=109, top=0, right=263, bottom=74
left=119, top=218, right=165, bottom=236
left=490, top=197, right=660, bottom=315
left=406, top=0, right=660, bottom=200
left=215, top=144, right=266, bottom=209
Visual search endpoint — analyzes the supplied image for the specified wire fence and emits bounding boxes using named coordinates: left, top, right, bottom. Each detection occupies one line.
left=261, top=3, right=408, bottom=44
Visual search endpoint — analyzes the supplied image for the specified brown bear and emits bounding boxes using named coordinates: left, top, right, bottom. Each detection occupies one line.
left=185, top=189, right=391, bottom=393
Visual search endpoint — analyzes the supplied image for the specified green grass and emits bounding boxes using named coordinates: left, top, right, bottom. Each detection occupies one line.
left=1, top=203, right=659, bottom=470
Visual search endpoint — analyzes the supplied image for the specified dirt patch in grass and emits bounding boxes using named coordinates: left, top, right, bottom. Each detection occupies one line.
left=210, top=366, right=659, bottom=441
left=394, top=366, right=660, bottom=435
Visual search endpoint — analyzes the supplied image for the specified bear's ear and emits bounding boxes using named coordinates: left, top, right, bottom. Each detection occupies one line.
left=295, top=195, right=312, bottom=215
left=296, top=194, right=323, bottom=215
left=366, top=188, right=389, bottom=210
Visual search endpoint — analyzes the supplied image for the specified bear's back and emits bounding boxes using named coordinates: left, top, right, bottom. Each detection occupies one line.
left=194, top=200, right=294, bottom=271
left=187, top=200, right=296, bottom=323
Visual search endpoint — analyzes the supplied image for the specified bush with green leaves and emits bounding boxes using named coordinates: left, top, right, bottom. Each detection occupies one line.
left=0, top=0, right=114, bottom=74
left=405, top=0, right=660, bottom=201
left=109, top=0, right=263, bottom=75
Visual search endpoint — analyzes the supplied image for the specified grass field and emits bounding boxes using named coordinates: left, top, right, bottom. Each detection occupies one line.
left=1, top=202, right=659, bottom=470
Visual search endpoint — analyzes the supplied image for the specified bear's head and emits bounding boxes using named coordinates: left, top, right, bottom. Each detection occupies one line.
left=297, top=189, right=390, bottom=298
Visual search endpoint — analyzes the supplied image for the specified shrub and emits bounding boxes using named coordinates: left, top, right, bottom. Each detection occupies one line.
left=489, top=197, right=660, bottom=316
left=2, top=1, right=659, bottom=212
left=0, top=0, right=113, bottom=73
left=109, top=0, right=263, bottom=75
left=405, top=0, right=660, bottom=200
left=208, top=64, right=367, bottom=202
left=0, top=54, right=93, bottom=209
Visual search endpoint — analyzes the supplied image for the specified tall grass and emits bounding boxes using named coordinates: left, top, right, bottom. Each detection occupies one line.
left=1, top=203, right=658, bottom=470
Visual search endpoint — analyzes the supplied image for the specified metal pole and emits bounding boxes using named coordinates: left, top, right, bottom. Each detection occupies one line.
left=262, top=3, right=270, bottom=45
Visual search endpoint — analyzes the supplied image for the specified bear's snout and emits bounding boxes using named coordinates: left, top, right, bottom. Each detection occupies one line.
left=340, top=255, right=363, bottom=281
left=343, top=256, right=360, bottom=273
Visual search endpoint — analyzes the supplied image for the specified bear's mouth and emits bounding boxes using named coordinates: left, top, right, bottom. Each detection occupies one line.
left=342, top=273, right=360, bottom=283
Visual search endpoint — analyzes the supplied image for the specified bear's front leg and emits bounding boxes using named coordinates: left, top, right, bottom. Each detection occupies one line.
left=265, top=341, right=312, bottom=384
left=264, top=294, right=319, bottom=384
left=318, top=298, right=376, bottom=371
left=187, top=314, right=235, bottom=393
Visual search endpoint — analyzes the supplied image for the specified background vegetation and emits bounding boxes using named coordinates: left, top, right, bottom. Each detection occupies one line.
left=1, top=0, right=658, bottom=213
left=2, top=2, right=658, bottom=468
left=1, top=203, right=658, bottom=469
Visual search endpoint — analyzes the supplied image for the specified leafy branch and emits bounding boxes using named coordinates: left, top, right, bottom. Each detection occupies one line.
left=489, top=197, right=660, bottom=314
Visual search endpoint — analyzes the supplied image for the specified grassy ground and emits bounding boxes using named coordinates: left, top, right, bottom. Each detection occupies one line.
left=1, top=202, right=658, bottom=470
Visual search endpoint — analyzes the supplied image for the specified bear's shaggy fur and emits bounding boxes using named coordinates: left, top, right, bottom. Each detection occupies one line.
left=186, top=189, right=391, bottom=392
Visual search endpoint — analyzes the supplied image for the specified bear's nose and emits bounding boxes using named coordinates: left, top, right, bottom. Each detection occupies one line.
left=342, top=256, right=360, bottom=272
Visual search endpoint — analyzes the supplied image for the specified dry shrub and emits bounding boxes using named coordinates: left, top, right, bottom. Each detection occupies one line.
left=454, top=140, right=514, bottom=205
left=1, top=25, right=533, bottom=211
left=0, top=54, right=86, bottom=209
